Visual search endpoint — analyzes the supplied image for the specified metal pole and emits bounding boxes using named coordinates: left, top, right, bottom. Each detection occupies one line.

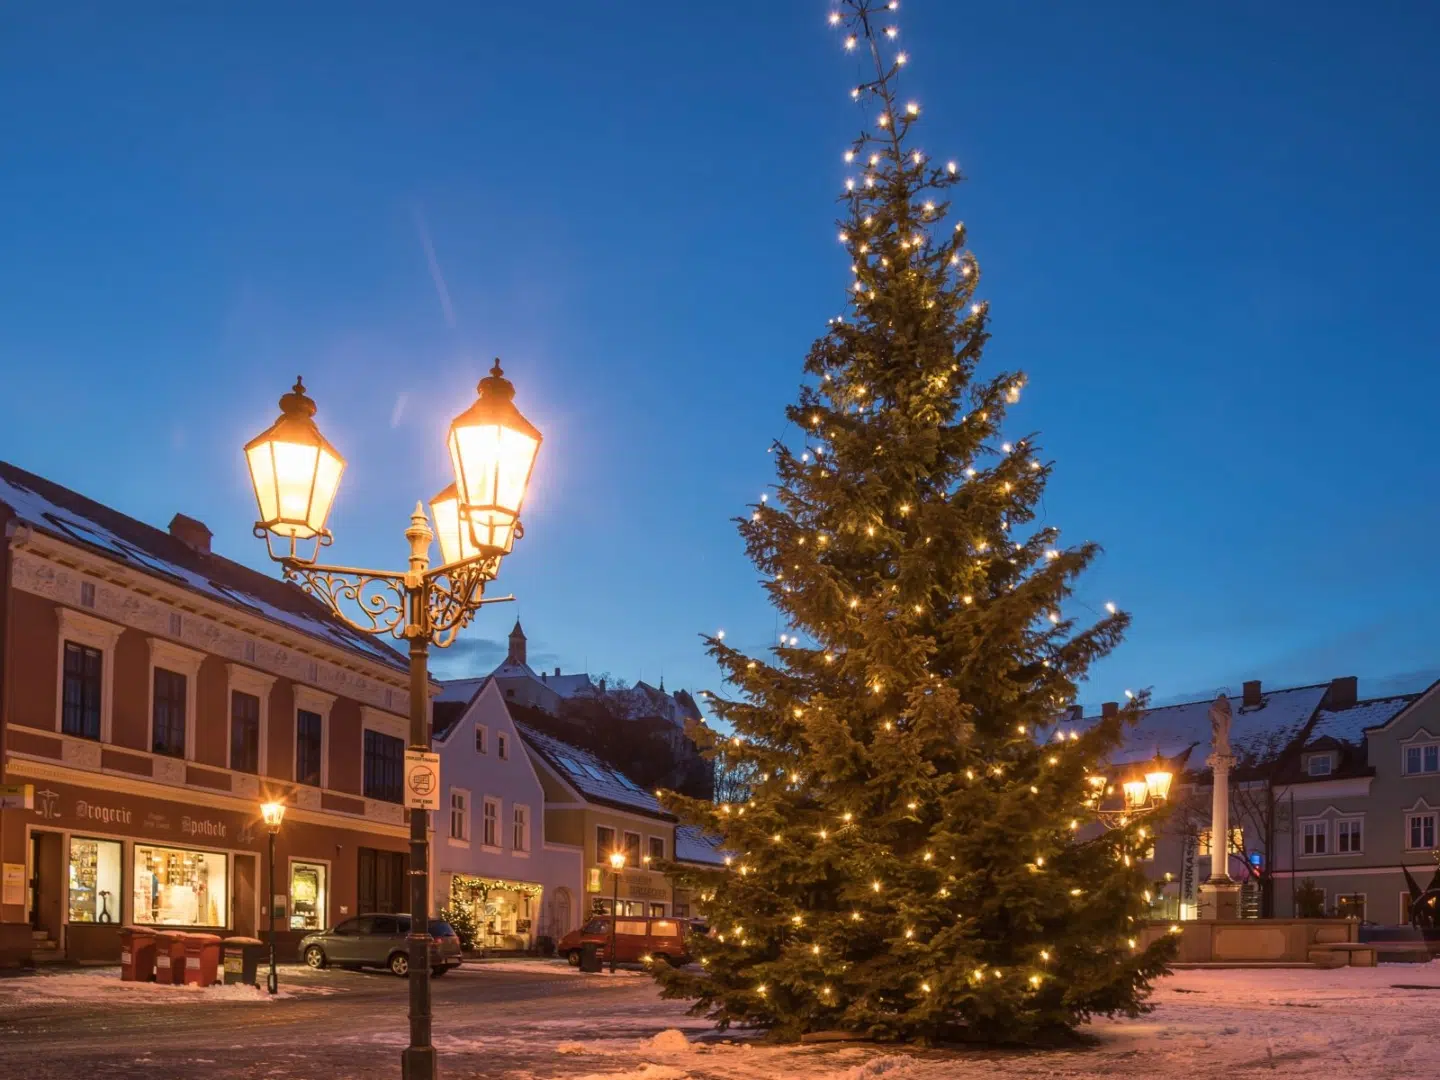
left=267, top=829, right=277, bottom=994
left=609, top=874, right=618, bottom=974
left=401, top=635, right=435, bottom=1080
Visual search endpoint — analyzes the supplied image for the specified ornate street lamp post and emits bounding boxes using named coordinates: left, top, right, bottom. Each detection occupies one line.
left=243, top=362, right=541, bottom=1080
left=608, top=851, right=626, bottom=974
left=260, top=801, right=286, bottom=995
left=1090, top=753, right=1174, bottom=831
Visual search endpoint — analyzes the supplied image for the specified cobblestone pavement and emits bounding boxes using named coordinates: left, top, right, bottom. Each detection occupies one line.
left=0, top=962, right=694, bottom=1079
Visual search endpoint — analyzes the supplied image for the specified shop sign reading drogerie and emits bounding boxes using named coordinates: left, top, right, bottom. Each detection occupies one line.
left=404, top=750, right=441, bottom=810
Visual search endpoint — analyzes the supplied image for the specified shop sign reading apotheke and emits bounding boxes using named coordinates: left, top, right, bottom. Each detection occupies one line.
left=29, top=781, right=244, bottom=843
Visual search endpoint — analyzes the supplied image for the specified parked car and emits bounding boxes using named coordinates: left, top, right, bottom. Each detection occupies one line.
left=557, top=914, right=691, bottom=967
left=298, top=914, right=462, bottom=977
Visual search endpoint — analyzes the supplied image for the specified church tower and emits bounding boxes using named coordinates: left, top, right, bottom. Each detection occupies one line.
left=507, top=619, right=527, bottom=667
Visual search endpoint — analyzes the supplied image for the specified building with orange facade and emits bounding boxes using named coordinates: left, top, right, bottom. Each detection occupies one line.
left=0, top=463, right=427, bottom=965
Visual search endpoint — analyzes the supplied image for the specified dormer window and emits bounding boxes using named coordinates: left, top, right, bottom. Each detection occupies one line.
left=1306, top=753, right=1335, bottom=777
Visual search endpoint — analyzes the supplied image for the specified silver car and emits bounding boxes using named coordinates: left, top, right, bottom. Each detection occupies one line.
left=298, top=914, right=463, bottom=977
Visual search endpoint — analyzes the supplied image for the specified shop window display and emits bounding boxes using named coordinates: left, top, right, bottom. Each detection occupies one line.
left=289, top=861, right=327, bottom=931
left=133, top=844, right=228, bottom=927
left=68, top=837, right=121, bottom=924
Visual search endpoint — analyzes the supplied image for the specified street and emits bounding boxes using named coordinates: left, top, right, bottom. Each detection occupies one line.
left=4, top=962, right=1440, bottom=1079
left=0, top=962, right=690, bottom=1080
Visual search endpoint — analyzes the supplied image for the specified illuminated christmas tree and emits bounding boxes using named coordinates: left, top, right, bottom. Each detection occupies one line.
left=656, top=0, right=1174, bottom=1043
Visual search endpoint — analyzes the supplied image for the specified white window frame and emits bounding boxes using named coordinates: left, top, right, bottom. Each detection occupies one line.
left=55, top=607, right=123, bottom=742
left=449, top=788, right=471, bottom=845
left=1401, top=733, right=1440, bottom=776
left=1300, top=819, right=1329, bottom=857
left=622, top=830, right=641, bottom=867
left=481, top=796, right=501, bottom=851
left=226, top=664, right=276, bottom=775
left=1306, top=752, right=1335, bottom=777
left=475, top=725, right=488, bottom=754
left=497, top=732, right=509, bottom=760
left=1335, top=816, right=1364, bottom=855
left=293, top=685, right=336, bottom=789
left=645, top=834, right=665, bottom=866
left=512, top=804, right=530, bottom=855
left=147, top=637, right=204, bottom=761
left=1406, top=811, right=1437, bottom=851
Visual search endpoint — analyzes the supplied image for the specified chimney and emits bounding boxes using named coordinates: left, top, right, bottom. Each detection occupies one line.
left=554, top=667, right=561, bottom=677
left=168, top=514, right=212, bottom=555
left=1242, top=680, right=1262, bottom=708
left=1101, top=701, right=1119, bottom=719
left=1324, top=676, right=1358, bottom=710
left=1067, top=704, right=1085, bottom=725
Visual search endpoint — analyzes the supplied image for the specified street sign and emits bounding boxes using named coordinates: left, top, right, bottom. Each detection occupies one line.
left=0, top=784, right=34, bottom=810
left=404, top=751, right=441, bottom=810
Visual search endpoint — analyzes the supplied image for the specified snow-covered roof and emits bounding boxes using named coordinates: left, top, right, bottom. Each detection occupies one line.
left=1084, top=683, right=1330, bottom=767
left=1308, top=695, right=1417, bottom=747
left=0, top=463, right=406, bottom=671
left=675, top=825, right=727, bottom=866
left=437, top=677, right=487, bottom=704
left=516, top=722, right=671, bottom=819
left=538, top=671, right=595, bottom=697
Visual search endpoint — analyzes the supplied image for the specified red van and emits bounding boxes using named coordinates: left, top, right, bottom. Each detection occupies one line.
left=558, top=914, right=691, bottom=967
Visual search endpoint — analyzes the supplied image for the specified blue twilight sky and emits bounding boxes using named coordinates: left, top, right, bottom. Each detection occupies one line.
left=2, top=1, right=1438, bottom=711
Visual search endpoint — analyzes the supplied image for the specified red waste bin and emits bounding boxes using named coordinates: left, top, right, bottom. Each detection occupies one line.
left=153, top=931, right=188, bottom=985
left=183, top=933, right=223, bottom=987
left=119, top=926, right=157, bottom=982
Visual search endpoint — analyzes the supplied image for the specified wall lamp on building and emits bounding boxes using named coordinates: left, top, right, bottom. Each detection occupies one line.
left=242, top=361, right=542, bottom=1080
left=260, top=801, right=286, bottom=995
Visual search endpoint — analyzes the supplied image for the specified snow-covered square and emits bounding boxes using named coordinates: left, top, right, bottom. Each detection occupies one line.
left=1, top=962, right=1436, bottom=1078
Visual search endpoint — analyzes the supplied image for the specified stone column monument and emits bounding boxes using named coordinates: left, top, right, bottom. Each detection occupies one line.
left=1198, top=692, right=1241, bottom=920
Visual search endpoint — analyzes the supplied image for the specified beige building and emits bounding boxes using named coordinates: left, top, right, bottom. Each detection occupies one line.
left=517, top=724, right=695, bottom=917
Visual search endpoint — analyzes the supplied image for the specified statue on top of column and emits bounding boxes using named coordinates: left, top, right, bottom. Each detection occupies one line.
left=1209, top=692, right=1233, bottom=762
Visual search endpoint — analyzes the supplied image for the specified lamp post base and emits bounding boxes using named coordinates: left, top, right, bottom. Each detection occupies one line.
left=1198, top=881, right=1241, bottom=921
left=401, top=1045, right=438, bottom=1080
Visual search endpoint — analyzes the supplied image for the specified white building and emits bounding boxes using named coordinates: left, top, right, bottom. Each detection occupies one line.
left=431, top=678, right=583, bottom=949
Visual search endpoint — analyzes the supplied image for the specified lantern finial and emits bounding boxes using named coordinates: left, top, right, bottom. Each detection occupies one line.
left=478, top=358, right=515, bottom=402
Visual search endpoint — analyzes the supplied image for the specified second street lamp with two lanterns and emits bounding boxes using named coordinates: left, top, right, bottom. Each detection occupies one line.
left=241, top=359, right=541, bottom=1080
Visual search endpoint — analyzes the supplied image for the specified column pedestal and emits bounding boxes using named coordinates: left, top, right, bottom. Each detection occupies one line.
left=1198, top=881, right=1241, bottom=921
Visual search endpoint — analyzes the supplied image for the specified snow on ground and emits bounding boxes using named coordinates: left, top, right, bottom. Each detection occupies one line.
left=0, top=967, right=337, bottom=1004
left=491, top=964, right=1440, bottom=1079
left=464, top=959, right=649, bottom=978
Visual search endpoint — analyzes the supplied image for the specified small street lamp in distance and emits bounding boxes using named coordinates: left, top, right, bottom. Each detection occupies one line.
left=242, top=361, right=542, bottom=1080
left=259, top=801, right=286, bottom=995
left=608, top=851, right=626, bottom=974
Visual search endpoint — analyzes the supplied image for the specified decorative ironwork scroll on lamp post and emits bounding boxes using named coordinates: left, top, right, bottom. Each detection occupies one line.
left=242, top=362, right=541, bottom=1080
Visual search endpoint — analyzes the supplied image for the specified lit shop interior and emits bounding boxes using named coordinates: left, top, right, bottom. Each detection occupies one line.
left=449, top=875, right=543, bottom=950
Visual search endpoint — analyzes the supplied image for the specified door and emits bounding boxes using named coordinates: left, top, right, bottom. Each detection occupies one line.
left=326, top=917, right=369, bottom=964
left=233, top=854, right=258, bottom=937
left=358, top=848, right=407, bottom=914
left=368, top=915, right=403, bottom=969
left=551, top=887, right=573, bottom=939
left=28, top=832, right=64, bottom=941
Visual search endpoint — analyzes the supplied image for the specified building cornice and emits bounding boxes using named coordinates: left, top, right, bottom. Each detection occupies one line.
left=11, top=538, right=417, bottom=713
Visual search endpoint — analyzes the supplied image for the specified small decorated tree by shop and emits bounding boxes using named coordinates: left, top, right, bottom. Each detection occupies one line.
left=656, top=0, right=1173, bottom=1044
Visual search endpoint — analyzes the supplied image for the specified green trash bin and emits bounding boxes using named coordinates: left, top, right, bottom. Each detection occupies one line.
left=222, top=937, right=266, bottom=986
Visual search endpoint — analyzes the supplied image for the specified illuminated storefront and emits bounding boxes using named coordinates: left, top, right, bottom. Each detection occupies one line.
left=449, top=875, right=544, bottom=950
left=132, top=844, right=228, bottom=927
left=289, top=860, right=328, bottom=931
left=7, top=776, right=407, bottom=963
